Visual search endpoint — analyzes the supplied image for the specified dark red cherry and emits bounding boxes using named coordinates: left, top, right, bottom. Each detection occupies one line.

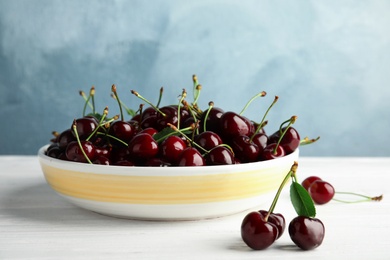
left=110, top=146, right=130, bottom=164
left=139, top=127, right=158, bottom=136
left=141, top=106, right=157, bottom=120
left=140, top=114, right=158, bottom=129
left=259, top=210, right=285, bottom=239
left=260, top=143, right=285, bottom=160
left=308, top=180, right=335, bottom=205
left=58, top=128, right=76, bottom=149
left=200, top=107, right=224, bottom=133
left=108, top=120, right=135, bottom=145
left=128, top=133, right=159, bottom=159
left=177, top=147, right=205, bottom=166
left=160, top=135, right=187, bottom=164
left=241, top=211, right=278, bottom=250
left=72, top=117, right=98, bottom=140
left=251, top=133, right=268, bottom=151
left=46, top=143, right=62, bottom=158
left=288, top=216, right=325, bottom=250
left=194, top=131, right=222, bottom=151
left=219, top=111, right=250, bottom=139
left=269, top=127, right=300, bottom=154
left=302, top=176, right=322, bottom=191
left=65, top=140, right=96, bottom=163
left=205, top=146, right=234, bottom=165
left=230, top=135, right=259, bottom=163
left=156, top=106, right=179, bottom=131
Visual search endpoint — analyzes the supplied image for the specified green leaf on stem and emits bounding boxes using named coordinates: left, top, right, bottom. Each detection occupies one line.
left=290, top=182, right=316, bottom=217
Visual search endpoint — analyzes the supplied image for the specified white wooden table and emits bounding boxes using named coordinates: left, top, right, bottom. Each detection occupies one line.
left=1, top=156, right=389, bottom=260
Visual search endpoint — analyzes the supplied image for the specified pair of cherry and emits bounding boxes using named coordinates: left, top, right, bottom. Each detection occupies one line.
left=241, top=162, right=325, bottom=251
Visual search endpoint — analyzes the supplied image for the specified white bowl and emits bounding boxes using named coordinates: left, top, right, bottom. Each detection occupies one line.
left=38, top=145, right=299, bottom=220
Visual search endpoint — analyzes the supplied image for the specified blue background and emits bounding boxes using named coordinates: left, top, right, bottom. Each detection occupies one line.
left=1, top=0, right=389, bottom=156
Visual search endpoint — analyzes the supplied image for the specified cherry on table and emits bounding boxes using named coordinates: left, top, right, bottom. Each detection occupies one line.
left=241, top=211, right=279, bottom=250
left=302, top=176, right=322, bottom=190
left=308, top=180, right=335, bottom=205
left=288, top=216, right=325, bottom=250
left=258, top=210, right=285, bottom=239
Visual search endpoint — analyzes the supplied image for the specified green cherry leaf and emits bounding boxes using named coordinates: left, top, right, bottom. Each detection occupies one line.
left=290, top=181, right=316, bottom=217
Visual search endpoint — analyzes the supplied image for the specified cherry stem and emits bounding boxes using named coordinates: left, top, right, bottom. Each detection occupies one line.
left=111, top=92, right=136, bottom=117
left=203, top=101, right=214, bottom=132
left=239, top=91, right=266, bottom=116
left=99, top=132, right=129, bottom=146
left=131, top=90, right=166, bottom=117
left=192, top=74, right=201, bottom=105
left=273, top=115, right=297, bottom=154
left=177, top=89, right=187, bottom=129
left=81, top=90, right=92, bottom=117
left=79, top=91, right=93, bottom=115
left=332, top=192, right=383, bottom=203
left=265, top=161, right=298, bottom=222
left=112, top=85, right=124, bottom=121
left=250, top=96, right=278, bottom=141
left=300, top=136, right=320, bottom=146
left=86, top=107, right=109, bottom=141
left=90, top=86, right=96, bottom=115
left=72, top=121, right=93, bottom=164
left=156, top=87, right=164, bottom=108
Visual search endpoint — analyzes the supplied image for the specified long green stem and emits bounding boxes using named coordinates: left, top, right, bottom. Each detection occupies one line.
left=112, top=85, right=124, bottom=121
left=131, top=90, right=166, bottom=117
left=332, top=192, right=383, bottom=203
left=72, top=122, right=93, bottom=164
left=250, top=96, right=278, bottom=142
left=265, top=161, right=298, bottom=221
left=273, top=115, right=297, bottom=154
left=239, top=91, right=266, bottom=115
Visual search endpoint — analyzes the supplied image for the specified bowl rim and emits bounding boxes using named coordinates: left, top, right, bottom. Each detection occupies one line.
left=38, top=144, right=299, bottom=176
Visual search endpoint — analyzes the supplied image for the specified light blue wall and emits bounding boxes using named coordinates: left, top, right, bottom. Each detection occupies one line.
left=1, top=0, right=389, bottom=156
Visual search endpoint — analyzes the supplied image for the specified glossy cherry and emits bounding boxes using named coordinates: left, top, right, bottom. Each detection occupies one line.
left=251, top=133, right=268, bottom=151
left=258, top=210, right=285, bottom=239
left=194, top=131, right=222, bottom=151
left=177, top=147, right=205, bottom=166
left=58, top=128, right=76, bottom=149
left=219, top=111, right=251, bottom=139
left=269, top=126, right=300, bottom=154
left=128, top=133, right=159, bottom=160
left=301, top=176, right=322, bottom=191
left=308, top=180, right=335, bottom=205
left=72, top=117, right=98, bottom=140
left=260, top=143, right=286, bottom=160
left=205, top=146, right=234, bottom=165
left=200, top=107, right=224, bottom=133
left=65, top=140, right=96, bottom=163
left=159, top=135, right=187, bottom=164
left=108, top=120, right=135, bottom=145
left=288, top=216, right=325, bottom=250
left=241, top=211, right=279, bottom=250
left=230, top=135, right=259, bottom=163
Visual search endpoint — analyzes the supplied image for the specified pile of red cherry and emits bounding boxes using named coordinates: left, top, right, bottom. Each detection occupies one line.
left=46, top=79, right=306, bottom=167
